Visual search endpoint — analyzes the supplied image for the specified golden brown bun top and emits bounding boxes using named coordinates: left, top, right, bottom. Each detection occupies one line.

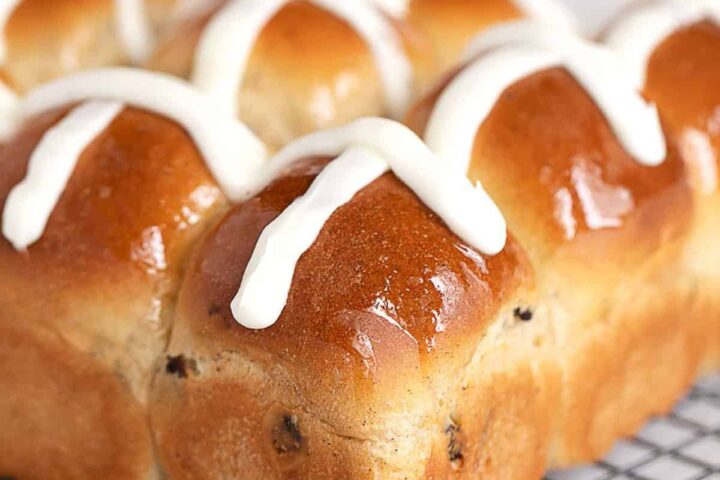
left=0, top=105, right=226, bottom=317
left=645, top=20, right=720, bottom=191
left=407, top=65, right=692, bottom=265
left=407, top=0, right=522, bottom=73
left=148, top=1, right=436, bottom=149
left=176, top=158, right=529, bottom=389
left=3, top=0, right=177, bottom=92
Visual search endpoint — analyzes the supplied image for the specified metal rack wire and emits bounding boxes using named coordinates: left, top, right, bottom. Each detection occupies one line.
left=547, top=373, right=720, bottom=480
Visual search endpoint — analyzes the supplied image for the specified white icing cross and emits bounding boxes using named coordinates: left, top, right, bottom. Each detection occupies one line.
left=2, top=67, right=268, bottom=250
left=424, top=21, right=667, bottom=172
left=232, top=117, right=507, bottom=329
left=191, top=0, right=412, bottom=118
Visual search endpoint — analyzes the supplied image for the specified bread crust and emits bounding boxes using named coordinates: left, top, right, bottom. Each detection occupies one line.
left=0, top=105, right=227, bottom=478
left=407, top=63, right=698, bottom=466
left=1, top=12, right=717, bottom=480
left=644, top=20, right=720, bottom=367
left=150, top=158, right=537, bottom=478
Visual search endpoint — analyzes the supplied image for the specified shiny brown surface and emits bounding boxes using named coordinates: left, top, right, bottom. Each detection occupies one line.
left=409, top=53, right=699, bottom=466
left=408, top=66, right=692, bottom=262
left=646, top=21, right=720, bottom=190
left=178, top=157, right=528, bottom=384
left=149, top=1, right=435, bottom=148
left=0, top=104, right=229, bottom=479
left=0, top=106, right=225, bottom=297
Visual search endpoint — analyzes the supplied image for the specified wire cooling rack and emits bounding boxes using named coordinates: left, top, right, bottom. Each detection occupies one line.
left=547, top=372, right=720, bottom=480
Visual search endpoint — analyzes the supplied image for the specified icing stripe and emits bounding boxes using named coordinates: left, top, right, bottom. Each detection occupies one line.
left=20, top=68, right=268, bottom=202
left=232, top=117, right=508, bottom=329
left=114, top=0, right=155, bottom=64
left=232, top=146, right=388, bottom=329
left=427, top=46, right=559, bottom=173
left=425, top=23, right=666, bottom=171
left=192, top=0, right=289, bottom=113
left=461, top=20, right=584, bottom=62
left=605, top=0, right=720, bottom=89
left=2, top=100, right=124, bottom=250
left=192, top=0, right=412, bottom=118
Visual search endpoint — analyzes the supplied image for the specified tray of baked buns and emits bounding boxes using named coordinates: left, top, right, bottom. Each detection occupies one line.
left=0, top=0, right=717, bottom=479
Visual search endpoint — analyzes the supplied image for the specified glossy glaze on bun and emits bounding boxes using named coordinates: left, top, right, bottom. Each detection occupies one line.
left=151, top=157, right=547, bottom=479
left=605, top=5, right=720, bottom=370
left=407, top=50, right=698, bottom=465
left=0, top=105, right=227, bottom=479
left=0, top=2, right=717, bottom=479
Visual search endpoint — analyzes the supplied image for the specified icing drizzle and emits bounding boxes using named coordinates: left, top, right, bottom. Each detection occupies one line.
left=232, top=117, right=507, bottom=329
left=114, top=0, right=155, bottom=64
left=192, top=0, right=412, bottom=118
left=2, top=100, right=124, bottom=250
left=605, top=0, right=720, bottom=89
left=424, top=21, right=667, bottom=172
left=2, top=67, right=268, bottom=249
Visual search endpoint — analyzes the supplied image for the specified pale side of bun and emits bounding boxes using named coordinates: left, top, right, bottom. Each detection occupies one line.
left=643, top=20, right=720, bottom=367
left=3, top=0, right=181, bottom=92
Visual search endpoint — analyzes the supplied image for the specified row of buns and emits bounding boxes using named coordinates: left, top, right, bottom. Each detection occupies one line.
left=0, top=0, right=718, bottom=479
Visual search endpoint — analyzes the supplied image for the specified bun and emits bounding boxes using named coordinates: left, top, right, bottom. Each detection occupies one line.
left=148, top=0, right=435, bottom=149
left=406, top=24, right=701, bottom=467
left=0, top=0, right=189, bottom=92
left=604, top=1, right=720, bottom=374
left=150, top=156, right=544, bottom=479
left=399, top=0, right=577, bottom=77
left=0, top=3, right=717, bottom=479
left=0, top=101, right=227, bottom=478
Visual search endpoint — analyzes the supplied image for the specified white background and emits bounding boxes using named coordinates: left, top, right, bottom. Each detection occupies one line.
left=556, top=0, right=634, bottom=36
